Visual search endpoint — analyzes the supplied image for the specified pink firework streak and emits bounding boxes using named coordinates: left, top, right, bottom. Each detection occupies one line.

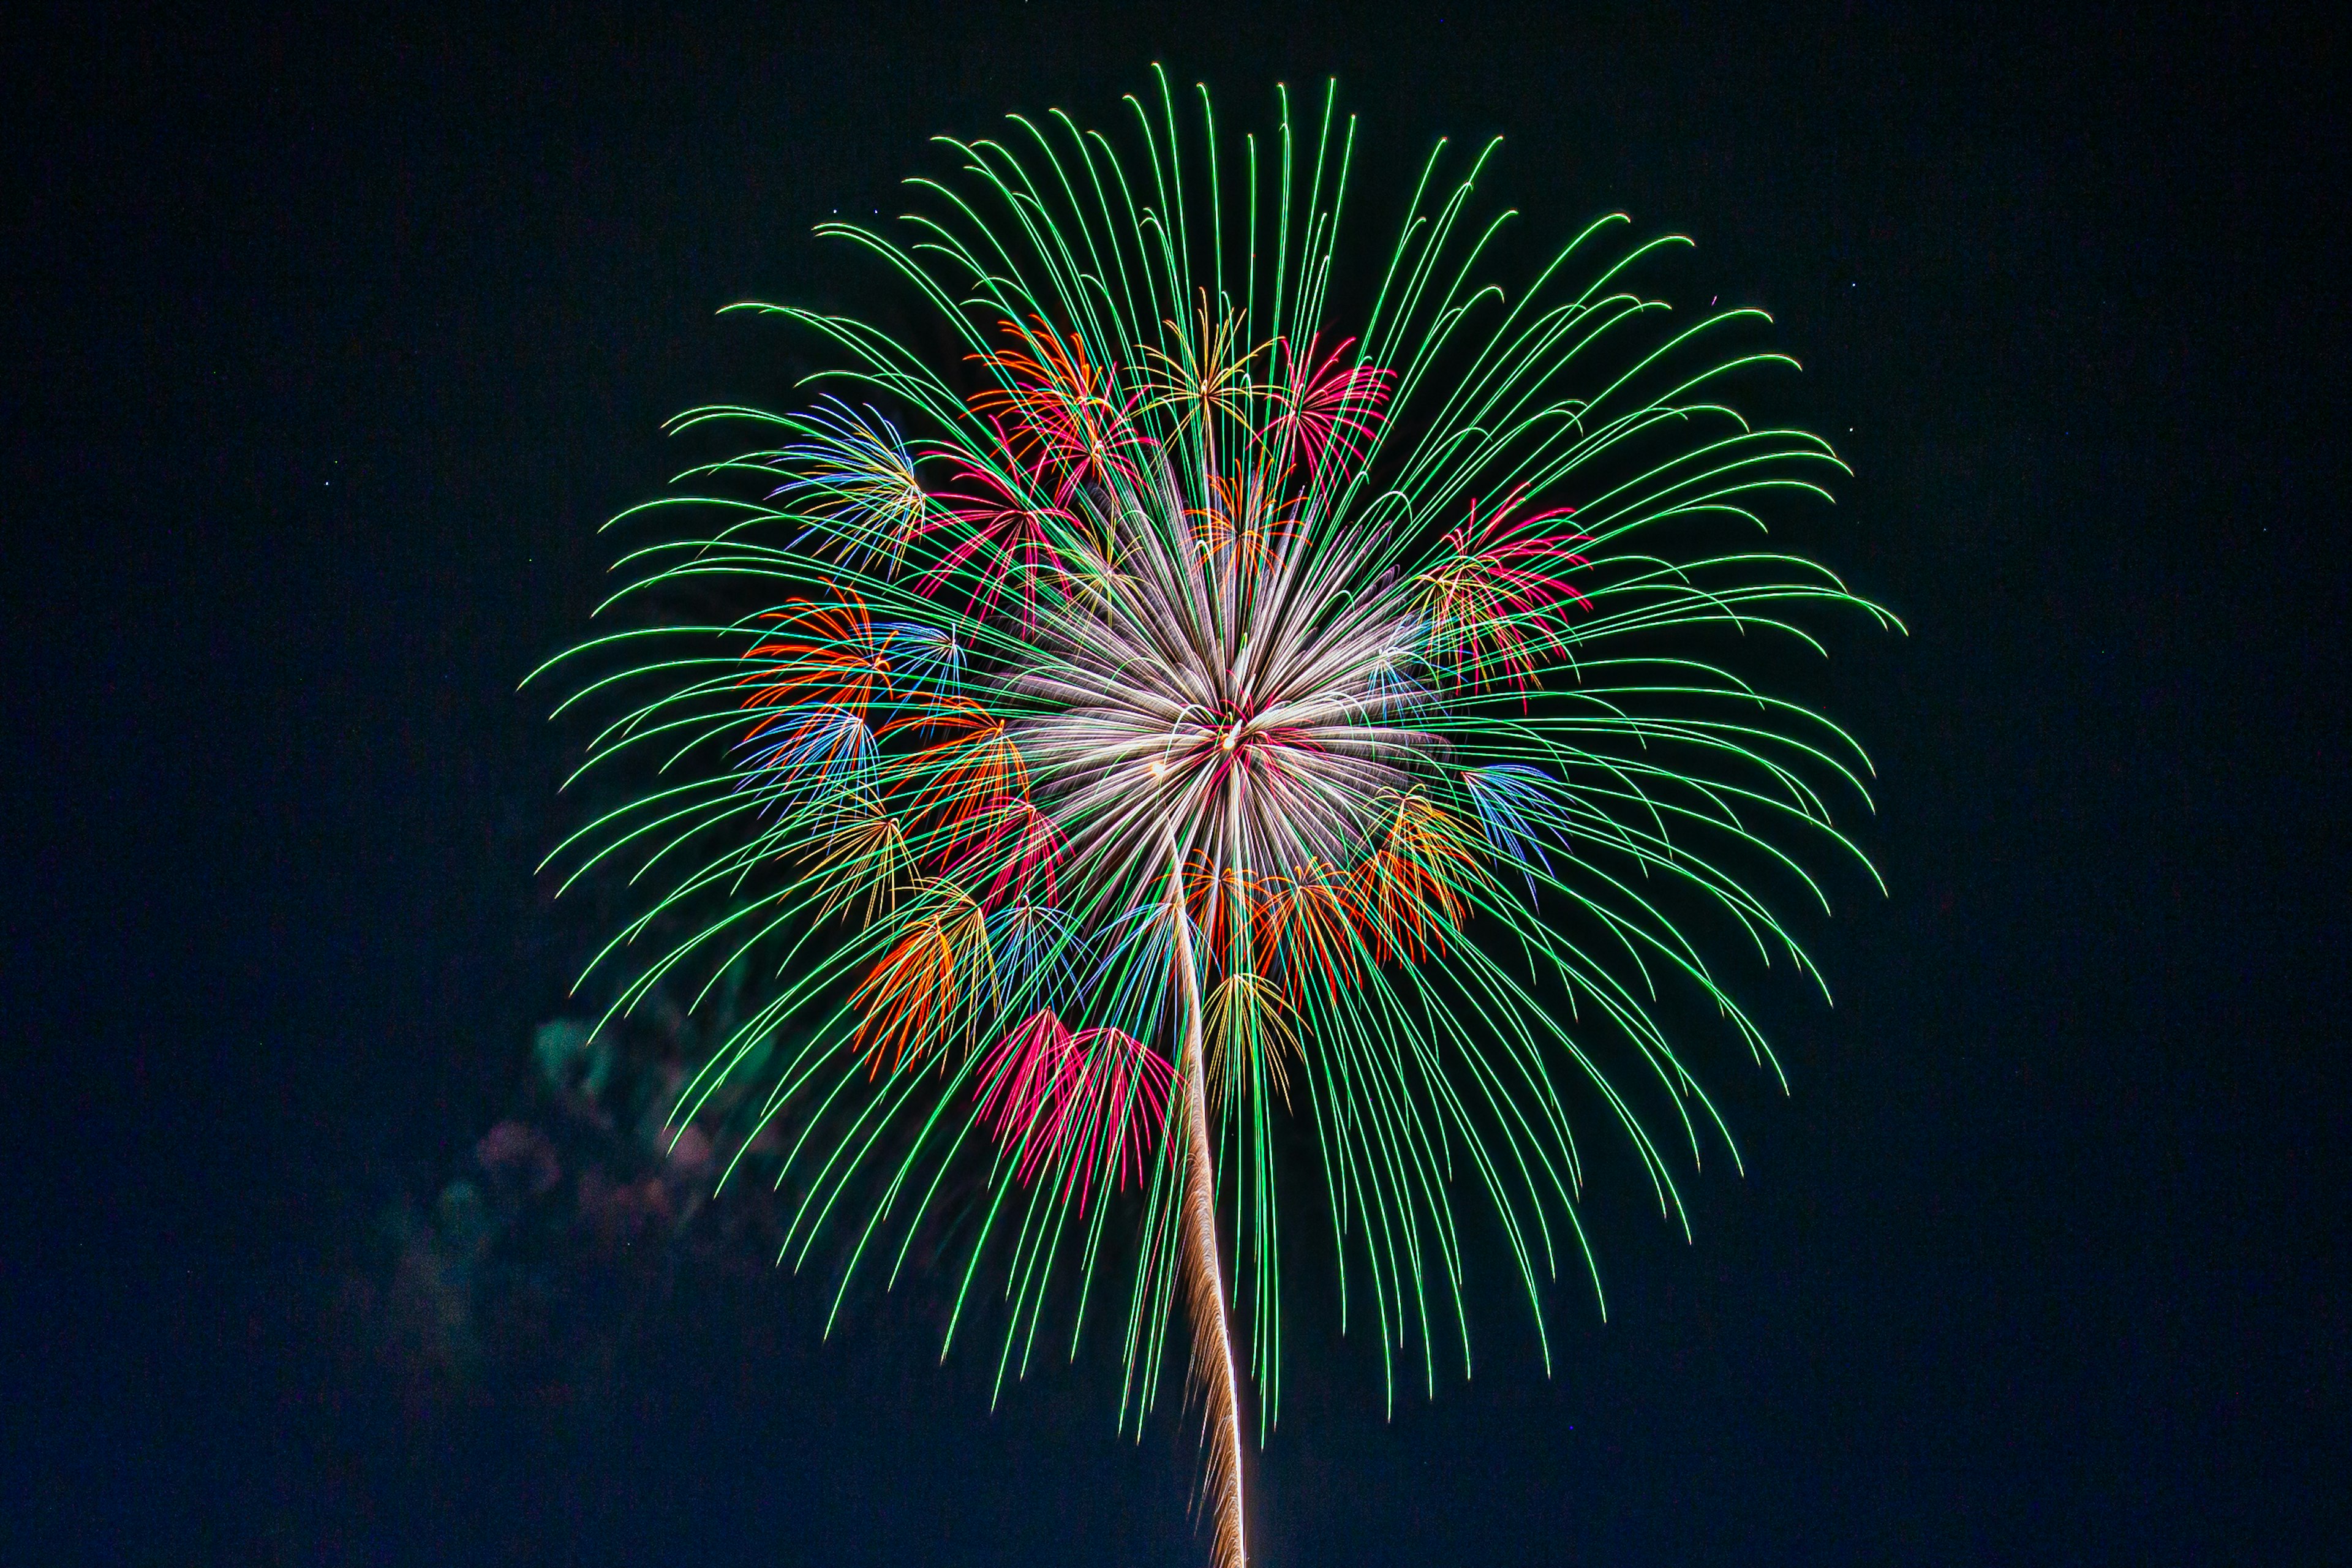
left=976, top=1010, right=1174, bottom=1211
left=1274, top=334, right=1394, bottom=476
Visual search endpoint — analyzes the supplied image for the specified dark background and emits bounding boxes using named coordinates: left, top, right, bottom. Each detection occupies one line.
left=7, top=3, right=2346, bottom=1564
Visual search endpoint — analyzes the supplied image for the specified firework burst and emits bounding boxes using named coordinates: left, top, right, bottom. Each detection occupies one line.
left=534, top=72, right=1895, bottom=1566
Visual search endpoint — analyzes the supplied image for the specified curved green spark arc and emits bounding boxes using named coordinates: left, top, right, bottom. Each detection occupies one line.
left=529, top=67, right=1896, bottom=1568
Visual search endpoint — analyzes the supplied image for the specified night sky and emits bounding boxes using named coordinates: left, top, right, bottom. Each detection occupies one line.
left=9, top=6, right=2346, bottom=1564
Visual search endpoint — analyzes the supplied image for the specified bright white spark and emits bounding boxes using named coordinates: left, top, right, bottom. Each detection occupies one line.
left=1008, top=468, right=1433, bottom=897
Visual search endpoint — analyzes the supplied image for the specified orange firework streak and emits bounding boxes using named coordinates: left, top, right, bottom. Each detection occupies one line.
left=850, top=884, right=987, bottom=1074
left=737, top=588, right=894, bottom=718
left=1354, top=793, right=1484, bottom=965
left=880, top=699, right=1030, bottom=835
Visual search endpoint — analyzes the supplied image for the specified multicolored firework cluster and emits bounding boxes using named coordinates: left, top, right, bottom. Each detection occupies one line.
left=536, top=74, right=1891, bottom=1566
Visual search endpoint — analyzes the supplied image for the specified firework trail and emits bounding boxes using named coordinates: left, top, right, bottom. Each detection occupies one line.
left=533, top=72, right=1895, bottom=1566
